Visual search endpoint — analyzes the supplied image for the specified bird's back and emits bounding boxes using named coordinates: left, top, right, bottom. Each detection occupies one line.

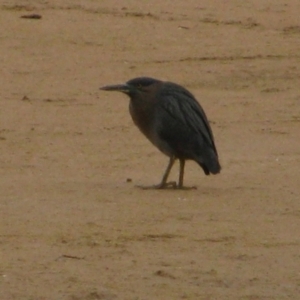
left=153, top=82, right=221, bottom=174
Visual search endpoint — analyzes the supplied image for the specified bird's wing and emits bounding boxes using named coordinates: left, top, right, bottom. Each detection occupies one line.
left=157, top=88, right=218, bottom=155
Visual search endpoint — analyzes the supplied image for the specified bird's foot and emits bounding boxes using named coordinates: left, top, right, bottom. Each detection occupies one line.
left=136, top=181, right=177, bottom=190
left=136, top=182, right=197, bottom=190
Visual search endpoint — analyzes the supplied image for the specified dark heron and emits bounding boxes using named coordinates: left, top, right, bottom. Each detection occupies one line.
left=100, top=77, right=221, bottom=189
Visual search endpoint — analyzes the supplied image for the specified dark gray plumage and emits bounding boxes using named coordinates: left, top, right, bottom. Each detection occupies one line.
left=100, top=77, right=221, bottom=189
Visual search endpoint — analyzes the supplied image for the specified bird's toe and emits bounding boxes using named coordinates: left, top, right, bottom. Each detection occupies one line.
left=136, top=181, right=177, bottom=190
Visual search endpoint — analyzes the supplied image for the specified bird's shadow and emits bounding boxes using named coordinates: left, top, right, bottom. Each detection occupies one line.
left=135, top=181, right=197, bottom=191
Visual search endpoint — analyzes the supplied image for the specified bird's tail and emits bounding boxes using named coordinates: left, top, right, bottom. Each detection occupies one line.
left=196, top=149, right=221, bottom=175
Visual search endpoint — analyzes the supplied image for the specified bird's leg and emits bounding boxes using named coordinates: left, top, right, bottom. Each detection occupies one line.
left=137, top=156, right=176, bottom=190
left=177, top=159, right=197, bottom=190
left=158, top=156, right=176, bottom=188
left=178, top=159, right=185, bottom=188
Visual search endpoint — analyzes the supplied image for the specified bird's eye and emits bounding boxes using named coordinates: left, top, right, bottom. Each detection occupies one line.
left=137, top=84, right=143, bottom=89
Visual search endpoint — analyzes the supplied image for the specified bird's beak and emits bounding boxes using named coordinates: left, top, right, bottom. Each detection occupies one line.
left=100, top=84, right=129, bottom=92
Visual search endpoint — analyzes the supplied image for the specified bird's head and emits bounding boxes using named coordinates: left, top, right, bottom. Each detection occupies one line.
left=100, top=77, right=161, bottom=97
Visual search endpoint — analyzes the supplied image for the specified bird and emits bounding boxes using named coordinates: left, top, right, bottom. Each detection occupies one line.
left=100, top=77, right=221, bottom=189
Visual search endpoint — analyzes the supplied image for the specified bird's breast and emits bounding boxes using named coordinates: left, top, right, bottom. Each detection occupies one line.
left=129, top=99, right=174, bottom=157
left=129, top=100, right=155, bottom=138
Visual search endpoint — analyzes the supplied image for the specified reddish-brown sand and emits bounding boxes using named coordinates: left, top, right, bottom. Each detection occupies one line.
left=1, top=1, right=300, bottom=299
